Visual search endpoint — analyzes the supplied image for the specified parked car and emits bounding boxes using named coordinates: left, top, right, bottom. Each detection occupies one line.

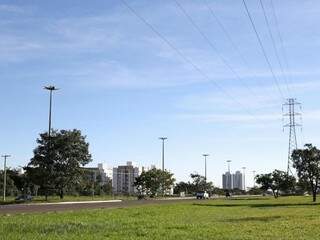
left=15, top=195, right=32, bottom=202
left=196, top=191, right=209, bottom=199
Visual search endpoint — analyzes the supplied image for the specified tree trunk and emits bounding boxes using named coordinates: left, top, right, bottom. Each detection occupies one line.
left=59, top=189, right=64, bottom=199
left=313, top=190, right=317, bottom=202
left=272, top=190, right=277, bottom=199
left=45, top=188, right=48, bottom=201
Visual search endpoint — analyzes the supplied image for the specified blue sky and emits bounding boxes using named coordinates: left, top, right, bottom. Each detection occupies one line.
left=1, top=0, right=320, bottom=186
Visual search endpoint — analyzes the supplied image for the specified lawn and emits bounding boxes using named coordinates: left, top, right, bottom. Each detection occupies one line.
left=0, top=195, right=136, bottom=205
left=0, top=196, right=319, bottom=240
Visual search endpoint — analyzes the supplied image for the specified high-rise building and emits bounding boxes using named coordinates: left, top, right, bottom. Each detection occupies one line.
left=222, top=170, right=244, bottom=190
left=222, top=171, right=233, bottom=190
left=233, top=171, right=243, bottom=190
left=112, top=161, right=142, bottom=195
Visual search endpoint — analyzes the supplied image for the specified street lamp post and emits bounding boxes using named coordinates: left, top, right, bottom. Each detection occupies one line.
left=44, top=86, right=59, bottom=138
left=227, top=160, right=232, bottom=173
left=226, top=160, right=232, bottom=190
left=242, top=167, right=246, bottom=191
left=2, top=155, right=11, bottom=201
left=159, top=137, right=167, bottom=171
left=203, top=154, right=209, bottom=181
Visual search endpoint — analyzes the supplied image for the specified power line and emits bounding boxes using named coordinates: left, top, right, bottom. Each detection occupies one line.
left=173, top=0, right=262, bottom=101
left=203, top=1, right=265, bottom=90
left=269, top=0, right=297, bottom=97
left=121, top=0, right=265, bottom=121
left=259, top=0, right=291, bottom=97
left=242, top=0, right=286, bottom=100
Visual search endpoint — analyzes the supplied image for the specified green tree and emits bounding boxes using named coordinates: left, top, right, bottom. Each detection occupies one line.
left=292, top=144, right=320, bottom=202
left=134, top=168, right=175, bottom=198
left=256, top=170, right=296, bottom=198
left=0, top=170, right=17, bottom=197
left=7, top=169, right=29, bottom=195
left=174, top=181, right=191, bottom=195
left=190, top=173, right=214, bottom=193
left=26, top=129, right=92, bottom=199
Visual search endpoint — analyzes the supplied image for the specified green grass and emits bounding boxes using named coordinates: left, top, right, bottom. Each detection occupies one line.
left=1, top=196, right=320, bottom=239
left=0, top=195, right=136, bottom=205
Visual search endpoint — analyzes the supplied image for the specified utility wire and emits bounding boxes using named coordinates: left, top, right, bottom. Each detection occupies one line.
left=270, top=0, right=297, bottom=97
left=173, top=0, right=262, bottom=100
left=203, top=0, right=280, bottom=103
left=242, top=0, right=286, bottom=101
left=259, top=0, right=291, bottom=97
left=121, top=0, right=266, bottom=121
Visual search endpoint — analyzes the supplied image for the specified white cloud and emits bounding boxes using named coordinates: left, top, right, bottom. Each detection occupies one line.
left=0, top=4, right=26, bottom=14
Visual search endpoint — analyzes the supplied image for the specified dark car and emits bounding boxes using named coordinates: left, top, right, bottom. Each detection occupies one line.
left=15, top=195, right=32, bottom=202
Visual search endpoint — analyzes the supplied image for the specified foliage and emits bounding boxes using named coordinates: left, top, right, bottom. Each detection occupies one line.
left=0, top=170, right=18, bottom=196
left=173, top=173, right=214, bottom=195
left=134, top=168, right=175, bottom=197
left=255, top=169, right=296, bottom=198
left=292, top=144, right=320, bottom=202
left=76, top=169, right=112, bottom=196
left=247, top=186, right=264, bottom=195
left=26, top=129, right=92, bottom=199
left=174, top=181, right=191, bottom=194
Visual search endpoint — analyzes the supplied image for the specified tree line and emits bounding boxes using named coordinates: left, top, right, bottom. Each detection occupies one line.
left=2, top=128, right=320, bottom=202
left=255, top=144, right=320, bottom=202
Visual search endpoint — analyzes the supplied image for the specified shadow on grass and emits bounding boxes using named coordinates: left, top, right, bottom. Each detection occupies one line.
left=223, top=215, right=282, bottom=223
left=193, top=202, right=320, bottom=208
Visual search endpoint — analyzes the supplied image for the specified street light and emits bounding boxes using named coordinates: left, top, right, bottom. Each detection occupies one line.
left=159, top=137, right=167, bottom=171
left=226, top=160, right=232, bottom=173
left=202, top=154, right=209, bottom=181
left=44, top=85, right=59, bottom=138
left=2, top=155, right=11, bottom=201
left=242, top=167, right=246, bottom=191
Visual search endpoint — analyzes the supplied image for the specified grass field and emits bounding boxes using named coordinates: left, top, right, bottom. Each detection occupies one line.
left=0, top=195, right=136, bottom=205
left=1, top=196, right=319, bottom=240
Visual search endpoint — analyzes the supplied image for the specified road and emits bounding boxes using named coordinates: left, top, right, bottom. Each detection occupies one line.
left=0, top=198, right=196, bottom=214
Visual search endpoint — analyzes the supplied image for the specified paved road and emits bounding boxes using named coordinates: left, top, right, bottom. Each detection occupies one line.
left=0, top=198, right=196, bottom=214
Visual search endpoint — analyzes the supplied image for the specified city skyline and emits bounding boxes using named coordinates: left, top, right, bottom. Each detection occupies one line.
left=1, top=0, right=320, bottom=185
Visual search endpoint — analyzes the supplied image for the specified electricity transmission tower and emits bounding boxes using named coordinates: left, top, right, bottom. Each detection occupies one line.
left=283, top=98, right=302, bottom=175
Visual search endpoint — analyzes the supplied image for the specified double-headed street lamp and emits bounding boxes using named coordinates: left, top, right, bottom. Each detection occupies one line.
left=242, top=167, right=246, bottom=190
left=2, top=154, right=11, bottom=201
left=44, top=86, right=59, bottom=138
left=202, top=154, right=209, bottom=181
left=159, top=137, right=167, bottom=171
left=227, top=160, right=232, bottom=173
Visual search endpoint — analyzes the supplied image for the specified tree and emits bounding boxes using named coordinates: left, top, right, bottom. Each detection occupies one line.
left=26, top=129, right=92, bottom=199
left=190, top=173, right=214, bottom=193
left=134, top=168, right=175, bottom=198
left=255, top=173, right=274, bottom=196
left=256, top=170, right=296, bottom=198
left=0, top=170, right=17, bottom=197
left=292, top=144, right=320, bottom=202
left=7, top=169, right=29, bottom=195
left=174, top=181, right=191, bottom=195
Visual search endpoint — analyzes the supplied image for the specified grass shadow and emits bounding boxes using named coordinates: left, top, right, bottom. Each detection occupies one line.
left=223, top=215, right=282, bottom=223
left=193, top=202, right=320, bottom=208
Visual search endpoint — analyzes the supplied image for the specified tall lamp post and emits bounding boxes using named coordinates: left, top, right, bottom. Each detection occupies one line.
left=202, top=154, right=209, bottom=181
left=227, top=160, right=232, bottom=173
left=2, top=154, right=11, bottom=201
left=159, top=137, right=167, bottom=171
left=242, top=167, right=246, bottom=191
left=44, top=86, right=59, bottom=137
